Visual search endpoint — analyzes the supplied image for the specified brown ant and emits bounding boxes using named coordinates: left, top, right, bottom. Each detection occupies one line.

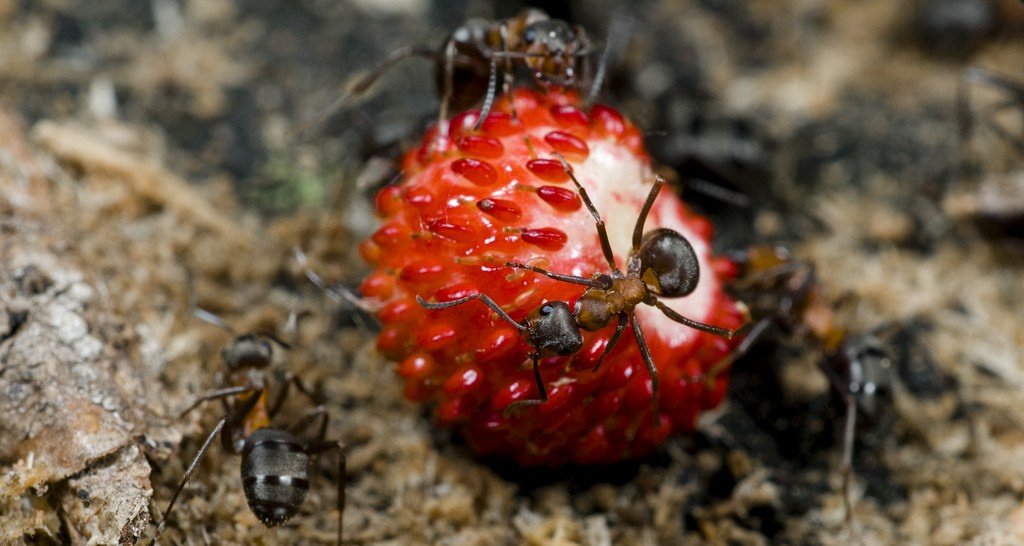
left=418, top=159, right=737, bottom=417
left=307, top=8, right=603, bottom=140
left=722, top=245, right=897, bottom=521
left=151, top=309, right=346, bottom=545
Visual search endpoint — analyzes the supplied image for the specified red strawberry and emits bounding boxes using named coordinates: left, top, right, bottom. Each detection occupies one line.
left=359, top=88, right=745, bottom=465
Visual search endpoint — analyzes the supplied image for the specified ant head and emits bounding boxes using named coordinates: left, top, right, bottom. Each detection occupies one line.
left=222, top=334, right=275, bottom=370
left=638, top=228, right=700, bottom=298
left=525, top=301, right=583, bottom=357
left=521, top=18, right=581, bottom=86
left=842, top=335, right=895, bottom=420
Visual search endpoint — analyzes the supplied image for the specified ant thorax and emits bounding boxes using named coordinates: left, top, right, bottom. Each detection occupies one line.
left=576, top=277, right=647, bottom=331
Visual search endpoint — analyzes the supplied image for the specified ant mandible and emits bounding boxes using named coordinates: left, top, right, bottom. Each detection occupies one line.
left=311, top=9, right=602, bottom=141
left=418, top=159, right=738, bottom=417
left=151, top=309, right=347, bottom=545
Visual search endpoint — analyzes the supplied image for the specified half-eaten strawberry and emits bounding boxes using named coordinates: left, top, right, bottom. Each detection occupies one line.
left=359, top=88, right=745, bottom=465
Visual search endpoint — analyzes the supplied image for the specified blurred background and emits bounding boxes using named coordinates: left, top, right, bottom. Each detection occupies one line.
left=2, top=0, right=1024, bottom=544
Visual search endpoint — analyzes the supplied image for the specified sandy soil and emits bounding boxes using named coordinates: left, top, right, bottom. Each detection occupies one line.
left=2, top=0, right=1024, bottom=544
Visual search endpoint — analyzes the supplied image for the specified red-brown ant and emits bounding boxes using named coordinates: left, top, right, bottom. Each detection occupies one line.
left=418, top=159, right=738, bottom=417
left=722, top=245, right=897, bottom=521
left=151, top=309, right=346, bottom=545
left=307, top=8, right=603, bottom=140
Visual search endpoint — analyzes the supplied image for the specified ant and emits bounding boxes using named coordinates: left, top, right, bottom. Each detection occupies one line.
left=418, top=158, right=737, bottom=417
left=308, top=8, right=608, bottom=141
left=151, top=309, right=346, bottom=545
left=722, top=245, right=897, bottom=521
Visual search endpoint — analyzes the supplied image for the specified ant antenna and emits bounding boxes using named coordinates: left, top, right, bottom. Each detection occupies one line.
left=586, top=13, right=635, bottom=106
left=292, top=247, right=379, bottom=314
left=194, top=307, right=237, bottom=337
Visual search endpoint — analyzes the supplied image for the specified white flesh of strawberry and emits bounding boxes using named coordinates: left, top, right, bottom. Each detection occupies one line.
left=515, top=137, right=720, bottom=351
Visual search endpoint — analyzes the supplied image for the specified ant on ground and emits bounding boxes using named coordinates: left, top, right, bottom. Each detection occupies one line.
left=724, top=245, right=899, bottom=522
left=151, top=309, right=347, bottom=545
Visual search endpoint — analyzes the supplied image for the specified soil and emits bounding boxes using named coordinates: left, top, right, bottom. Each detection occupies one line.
left=1, top=0, right=1023, bottom=545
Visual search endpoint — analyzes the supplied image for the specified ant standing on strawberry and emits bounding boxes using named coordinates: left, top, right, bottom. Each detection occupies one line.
left=418, top=157, right=738, bottom=418
left=306, top=8, right=602, bottom=142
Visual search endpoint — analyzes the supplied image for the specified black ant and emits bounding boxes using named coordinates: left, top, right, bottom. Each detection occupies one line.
left=307, top=8, right=611, bottom=140
left=417, top=158, right=737, bottom=417
left=151, top=309, right=346, bottom=545
left=722, top=245, right=898, bottom=521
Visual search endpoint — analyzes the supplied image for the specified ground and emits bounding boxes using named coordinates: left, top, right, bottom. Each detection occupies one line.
left=1, top=0, right=1024, bottom=545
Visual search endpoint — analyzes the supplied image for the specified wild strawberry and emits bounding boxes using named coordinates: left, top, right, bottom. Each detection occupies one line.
left=359, top=88, right=745, bottom=466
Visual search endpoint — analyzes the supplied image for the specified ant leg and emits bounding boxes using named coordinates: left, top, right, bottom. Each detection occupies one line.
left=650, top=299, right=737, bottom=339
left=585, top=16, right=632, bottom=106
left=294, top=46, right=442, bottom=137
left=218, top=388, right=265, bottom=451
left=178, top=386, right=258, bottom=418
left=964, top=66, right=1024, bottom=103
left=685, top=178, right=752, bottom=208
left=289, top=405, right=328, bottom=437
left=417, top=294, right=527, bottom=332
left=268, top=377, right=291, bottom=418
left=503, top=353, right=548, bottom=416
left=818, top=358, right=858, bottom=523
left=306, top=440, right=347, bottom=546
left=434, top=38, right=458, bottom=149
left=593, top=312, right=629, bottom=372
left=630, top=176, right=666, bottom=256
left=269, top=371, right=320, bottom=418
left=840, top=393, right=856, bottom=523
left=504, top=261, right=607, bottom=289
left=474, top=21, right=514, bottom=130
left=702, top=318, right=772, bottom=384
left=350, top=46, right=443, bottom=97
left=957, top=69, right=975, bottom=147
left=294, top=247, right=380, bottom=314
left=473, top=55, right=500, bottom=131
left=152, top=415, right=228, bottom=544
left=962, top=67, right=1024, bottom=154
left=557, top=156, right=618, bottom=271
left=500, top=20, right=517, bottom=121
left=628, top=312, right=660, bottom=422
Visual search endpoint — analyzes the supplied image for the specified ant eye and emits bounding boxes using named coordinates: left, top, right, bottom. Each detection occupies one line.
left=540, top=304, right=553, bottom=315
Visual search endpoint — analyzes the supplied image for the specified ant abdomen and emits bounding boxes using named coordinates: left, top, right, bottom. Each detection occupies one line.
left=241, top=429, right=311, bottom=527
left=638, top=228, right=700, bottom=298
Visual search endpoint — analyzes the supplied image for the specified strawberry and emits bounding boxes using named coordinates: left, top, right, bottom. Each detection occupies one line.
left=359, top=88, right=745, bottom=466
